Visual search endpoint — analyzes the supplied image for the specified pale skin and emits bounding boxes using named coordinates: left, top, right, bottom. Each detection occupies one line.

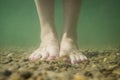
left=29, top=0, right=87, bottom=64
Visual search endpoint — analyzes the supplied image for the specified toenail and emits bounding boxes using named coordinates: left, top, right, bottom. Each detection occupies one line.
left=77, top=60, right=81, bottom=63
left=47, top=56, right=56, bottom=60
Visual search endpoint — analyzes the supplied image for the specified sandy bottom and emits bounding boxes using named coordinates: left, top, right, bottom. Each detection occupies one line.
left=0, top=47, right=120, bottom=80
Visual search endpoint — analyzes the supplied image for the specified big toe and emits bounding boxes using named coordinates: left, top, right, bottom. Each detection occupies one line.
left=47, top=56, right=57, bottom=60
left=29, top=53, right=41, bottom=61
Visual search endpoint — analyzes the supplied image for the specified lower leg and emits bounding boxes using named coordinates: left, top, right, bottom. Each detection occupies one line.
left=29, top=0, right=59, bottom=61
left=62, top=0, right=81, bottom=41
left=60, top=0, right=87, bottom=64
left=35, top=0, right=57, bottom=41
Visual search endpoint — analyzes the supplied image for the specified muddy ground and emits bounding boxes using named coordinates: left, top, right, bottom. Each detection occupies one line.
left=0, top=47, right=120, bottom=80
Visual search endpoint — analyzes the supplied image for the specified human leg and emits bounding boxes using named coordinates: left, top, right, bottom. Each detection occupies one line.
left=29, top=0, right=59, bottom=61
left=60, top=0, right=87, bottom=64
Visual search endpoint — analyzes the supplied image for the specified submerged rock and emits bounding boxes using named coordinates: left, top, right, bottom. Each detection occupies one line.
left=73, top=74, right=87, bottom=80
left=2, top=70, right=12, bottom=77
left=20, top=71, right=32, bottom=79
left=1, top=58, right=13, bottom=64
left=0, top=48, right=120, bottom=80
left=9, top=73, right=21, bottom=80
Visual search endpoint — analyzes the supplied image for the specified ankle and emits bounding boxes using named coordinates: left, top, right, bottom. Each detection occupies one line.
left=41, top=32, right=58, bottom=42
left=61, top=33, right=77, bottom=43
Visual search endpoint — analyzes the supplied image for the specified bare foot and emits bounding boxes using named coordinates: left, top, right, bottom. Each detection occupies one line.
left=60, top=37, right=87, bottom=64
left=29, top=35, right=59, bottom=61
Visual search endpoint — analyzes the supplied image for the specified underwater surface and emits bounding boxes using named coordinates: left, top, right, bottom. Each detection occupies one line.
left=0, top=47, right=120, bottom=80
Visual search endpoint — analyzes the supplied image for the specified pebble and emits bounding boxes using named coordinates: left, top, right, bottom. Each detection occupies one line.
left=112, top=68, right=120, bottom=75
left=84, top=71, right=93, bottom=78
left=36, top=76, right=43, bottom=80
left=8, top=65, right=20, bottom=71
left=28, top=78, right=35, bottom=80
left=33, top=71, right=42, bottom=77
left=61, top=67, right=67, bottom=71
left=92, top=64, right=96, bottom=68
left=2, top=70, right=12, bottom=77
left=0, top=76, right=6, bottom=80
left=18, top=67, right=26, bottom=72
left=73, top=74, right=87, bottom=80
left=23, top=58, right=29, bottom=62
left=2, top=58, right=13, bottom=64
left=116, top=53, right=120, bottom=56
left=0, top=48, right=120, bottom=80
left=108, top=65, right=117, bottom=70
left=20, top=71, right=32, bottom=79
left=103, top=58, right=107, bottom=62
left=28, top=64, right=38, bottom=70
left=7, top=53, right=13, bottom=58
left=9, top=73, right=21, bottom=80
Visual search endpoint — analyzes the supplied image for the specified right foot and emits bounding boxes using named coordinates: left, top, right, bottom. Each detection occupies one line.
left=29, top=35, right=59, bottom=61
left=60, top=36, right=87, bottom=64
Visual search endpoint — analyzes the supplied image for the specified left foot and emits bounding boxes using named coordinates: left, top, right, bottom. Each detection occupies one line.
left=29, top=33, right=59, bottom=61
left=60, top=37, right=87, bottom=64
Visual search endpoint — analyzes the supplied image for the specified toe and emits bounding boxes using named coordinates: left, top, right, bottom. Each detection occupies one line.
left=47, top=56, right=56, bottom=60
left=29, top=53, right=36, bottom=61
left=29, top=51, right=36, bottom=60
left=47, top=48, right=59, bottom=60
left=31, top=53, right=41, bottom=61
left=79, top=53, right=87, bottom=61
left=41, top=51, right=49, bottom=60
left=29, top=49, right=39, bottom=60
left=70, top=54, right=77, bottom=64
left=75, top=54, right=81, bottom=63
left=83, top=55, right=88, bottom=60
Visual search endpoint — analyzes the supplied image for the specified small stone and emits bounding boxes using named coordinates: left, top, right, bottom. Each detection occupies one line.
left=116, top=53, right=120, bottom=56
left=7, top=53, right=13, bottom=58
left=33, top=71, right=42, bottom=77
left=28, top=63, right=38, bottom=70
left=9, top=73, right=21, bottom=80
left=2, top=70, right=12, bottom=77
left=73, top=74, right=87, bottom=80
left=61, top=67, right=67, bottom=71
left=18, top=67, right=26, bottom=72
left=8, top=65, right=20, bottom=71
left=23, top=58, right=29, bottom=62
left=112, top=68, right=120, bottom=75
left=84, top=71, right=93, bottom=78
left=92, top=64, right=96, bottom=68
left=0, top=76, right=6, bottom=80
left=2, top=58, right=13, bottom=64
left=108, top=65, right=117, bottom=70
left=36, top=76, right=43, bottom=80
left=28, top=78, right=34, bottom=80
left=28, top=63, right=35, bottom=67
left=103, top=58, right=107, bottom=62
left=20, top=71, right=32, bottom=79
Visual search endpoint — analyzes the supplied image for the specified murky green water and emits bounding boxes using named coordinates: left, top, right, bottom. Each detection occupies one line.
left=0, top=0, right=120, bottom=48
